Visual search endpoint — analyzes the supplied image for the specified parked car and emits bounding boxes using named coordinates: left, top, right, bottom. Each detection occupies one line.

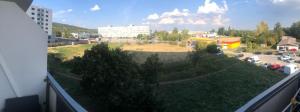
left=283, top=64, right=299, bottom=75
left=270, top=64, right=282, bottom=70
left=237, top=54, right=244, bottom=58
left=279, top=55, right=292, bottom=61
left=287, top=59, right=296, bottom=63
left=261, top=63, right=271, bottom=69
left=215, top=51, right=224, bottom=56
left=248, top=56, right=261, bottom=64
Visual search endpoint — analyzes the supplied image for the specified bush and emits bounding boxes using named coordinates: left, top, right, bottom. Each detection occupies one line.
left=72, top=43, right=163, bottom=112
left=206, top=44, right=219, bottom=54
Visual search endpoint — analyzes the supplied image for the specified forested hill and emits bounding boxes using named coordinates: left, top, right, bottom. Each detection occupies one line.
left=52, top=22, right=97, bottom=33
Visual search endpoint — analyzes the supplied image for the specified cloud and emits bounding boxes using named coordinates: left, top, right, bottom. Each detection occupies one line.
left=212, top=15, right=230, bottom=26
left=53, top=9, right=73, bottom=23
left=143, top=0, right=229, bottom=27
left=263, top=0, right=300, bottom=9
left=147, top=13, right=159, bottom=20
left=54, top=9, right=73, bottom=16
left=90, top=4, right=101, bottom=11
left=160, top=8, right=190, bottom=18
left=197, top=0, right=228, bottom=14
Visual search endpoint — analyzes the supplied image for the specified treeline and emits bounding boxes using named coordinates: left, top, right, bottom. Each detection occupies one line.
left=154, top=28, right=190, bottom=41
left=53, top=22, right=97, bottom=38
left=216, top=20, right=300, bottom=51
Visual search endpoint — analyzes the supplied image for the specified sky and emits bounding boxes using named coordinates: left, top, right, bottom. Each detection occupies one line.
left=32, top=0, right=300, bottom=31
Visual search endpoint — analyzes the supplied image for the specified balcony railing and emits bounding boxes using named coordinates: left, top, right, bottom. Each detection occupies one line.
left=46, top=73, right=87, bottom=112
left=236, top=71, right=300, bottom=112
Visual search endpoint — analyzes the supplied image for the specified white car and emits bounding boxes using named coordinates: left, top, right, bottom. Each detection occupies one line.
left=280, top=55, right=291, bottom=61
left=248, top=56, right=262, bottom=64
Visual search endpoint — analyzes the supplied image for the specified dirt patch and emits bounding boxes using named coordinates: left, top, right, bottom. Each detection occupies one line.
left=122, top=43, right=192, bottom=52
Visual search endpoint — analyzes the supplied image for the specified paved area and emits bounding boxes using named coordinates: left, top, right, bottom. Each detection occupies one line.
left=237, top=52, right=300, bottom=66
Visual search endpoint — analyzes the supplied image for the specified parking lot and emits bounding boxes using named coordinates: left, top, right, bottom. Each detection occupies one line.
left=237, top=52, right=300, bottom=66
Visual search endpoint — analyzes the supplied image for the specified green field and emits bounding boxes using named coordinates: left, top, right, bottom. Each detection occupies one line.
left=48, top=44, right=285, bottom=112
left=48, top=43, right=123, bottom=60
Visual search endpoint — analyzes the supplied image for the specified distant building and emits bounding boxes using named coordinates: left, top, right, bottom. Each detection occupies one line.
left=192, top=32, right=218, bottom=38
left=277, top=36, right=298, bottom=52
left=71, top=33, right=79, bottom=38
left=71, top=32, right=99, bottom=39
left=98, top=25, right=150, bottom=38
left=26, top=5, right=52, bottom=38
left=217, top=38, right=241, bottom=49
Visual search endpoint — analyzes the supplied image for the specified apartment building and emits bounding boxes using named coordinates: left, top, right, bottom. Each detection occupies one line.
left=98, top=25, right=150, bottom=38
left=26, top=5, right=52, bottom=38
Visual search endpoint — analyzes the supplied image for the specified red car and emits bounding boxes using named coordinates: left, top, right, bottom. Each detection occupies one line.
left=270, top=64, right=281, bottom=70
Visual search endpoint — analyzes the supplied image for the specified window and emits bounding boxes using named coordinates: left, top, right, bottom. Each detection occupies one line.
left=32, top=8, right=35, bottom=10
left=37, top=22, right=40, bottom=25
left=41, top=23, right=44, bottom=25
left=46, top=27, right=48, bottom=30
left=31, top=13, right=35, bottom=15
left=37, top=18, right=40, bottom=20
left=37, top=9, right=40, bottom=11
left=37, top=14, right=40, bottom=16
left=32, top=17, right=34, bottom=20
left=46, top=23, right=48, bottom=26
left=46, top=15, right=48, bottom=17
left=41, top=18, right=44, bottom=21
left=46, top=19, right=48, bottom=22
left=46, top=31, right=48, bottom=33
left=42, top=14, right=44, bottom=16
left=46, top=11, right=48, bottom=13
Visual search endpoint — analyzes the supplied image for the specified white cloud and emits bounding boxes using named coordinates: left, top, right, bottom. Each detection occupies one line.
left=53, top=9, right=73, bottom=22
left=212, top=15, right=229, bottom=26
left=197, top=0, right=228, bottom=14
left=54, top=9, right=73, bottom=16
left=147, top=13, right=160, bottom=20
left=143, top=0, right=229, bottom=26
left=90, top=4, right=101, bottom=11
left=67, top=9, right=73, bottom=12
left=187, top=18, right=207, bottom=25
left=268, top=0, right=300, bottom=8
left=161, top=8, right=190, bottom=18
left=159, top=17, right=176, bottom=24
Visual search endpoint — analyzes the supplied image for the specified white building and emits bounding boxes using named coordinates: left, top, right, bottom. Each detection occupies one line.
left=98, top=25, right=150, bottom=38
left=26, top=5, right=52, bottom=38
left=277, top=36, right=299, bottom=52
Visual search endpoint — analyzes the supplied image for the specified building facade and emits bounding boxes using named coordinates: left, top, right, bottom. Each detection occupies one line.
left=26, top=5, right=52, bottom=37
left=98, top=25, right=150, bottom=38
left=277, top=36, right=299, bottom=52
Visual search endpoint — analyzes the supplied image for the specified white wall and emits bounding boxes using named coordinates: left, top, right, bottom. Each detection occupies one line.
left=0, top=1, right=47, bottom=110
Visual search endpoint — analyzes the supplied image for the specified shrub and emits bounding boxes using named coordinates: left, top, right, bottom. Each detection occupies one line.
left=206, top=44, right=219, bottom=54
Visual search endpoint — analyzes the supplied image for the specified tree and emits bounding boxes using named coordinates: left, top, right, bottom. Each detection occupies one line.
left=181, top=29, right=190, bottom=40
left=273, top=22, right=284, bottom=42
left=172, top=27, right=179, bottom=34
left=255, top=21, right=270, bottom=45
left=256, top=21, right=269, bottom=35
left=285, top=21, right=300, bottom=39
left=206, top=44, right=219, bottom=54
left=72, top=43, right=163, bottom=112
left=217, top=27, right=225, bottom=36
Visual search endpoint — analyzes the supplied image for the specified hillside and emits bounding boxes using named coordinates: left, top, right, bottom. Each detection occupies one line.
left=52, top=22, right=97, bottom=34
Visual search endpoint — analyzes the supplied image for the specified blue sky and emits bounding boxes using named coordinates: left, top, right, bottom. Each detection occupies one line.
left=32, top=0, right=300, bottom=31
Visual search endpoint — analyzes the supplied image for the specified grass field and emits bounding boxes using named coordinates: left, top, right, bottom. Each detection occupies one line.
left=48, top=43, right=123, bottom=60
left=159, top=59, right=284, bottom=112
left=48, top=43, right=285, bottom=112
